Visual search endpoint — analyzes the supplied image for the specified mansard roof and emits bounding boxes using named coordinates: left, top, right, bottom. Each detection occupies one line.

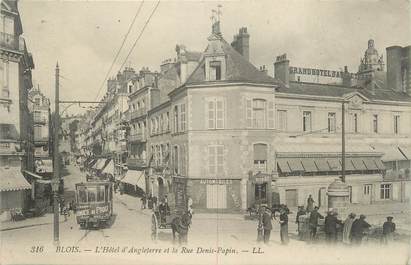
left=185, top=35, right=280, bottom=86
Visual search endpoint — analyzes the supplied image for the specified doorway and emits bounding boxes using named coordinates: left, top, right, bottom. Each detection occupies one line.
left=254, top=183, right=267, bottom=205
left=285, top=189, right=298, bottom=207
left=206, top=184, right=227, bottom=209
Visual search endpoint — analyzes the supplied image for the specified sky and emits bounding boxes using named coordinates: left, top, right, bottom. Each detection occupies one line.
left=19, top=0, right=411, bottom=115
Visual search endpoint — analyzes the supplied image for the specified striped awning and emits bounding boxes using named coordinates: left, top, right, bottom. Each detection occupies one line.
left=1, top=167, right=31, bottom=192
left=370, top=145, right=407, bottom=162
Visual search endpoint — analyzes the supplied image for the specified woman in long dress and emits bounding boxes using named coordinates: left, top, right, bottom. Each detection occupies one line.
left=342, top=213, right=356, bottom=244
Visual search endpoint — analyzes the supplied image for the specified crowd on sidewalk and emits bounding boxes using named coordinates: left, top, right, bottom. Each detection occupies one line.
left=257, top=195, right=398, bottom=246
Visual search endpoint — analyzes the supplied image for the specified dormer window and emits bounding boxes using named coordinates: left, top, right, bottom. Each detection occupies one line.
left=209, top=61, right=222, bottom=81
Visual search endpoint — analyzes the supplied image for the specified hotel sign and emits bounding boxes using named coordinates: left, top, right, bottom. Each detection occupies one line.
left=289, top=66, right=357, bottom=79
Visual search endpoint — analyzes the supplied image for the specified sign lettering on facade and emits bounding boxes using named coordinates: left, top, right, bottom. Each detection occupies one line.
left=200, top=179, right=233, bottom=185
left=289, top=66, right=358, bottom=79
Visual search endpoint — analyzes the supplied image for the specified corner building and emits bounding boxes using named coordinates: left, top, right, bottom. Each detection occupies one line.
left=147, top=25, right=280, bottom=211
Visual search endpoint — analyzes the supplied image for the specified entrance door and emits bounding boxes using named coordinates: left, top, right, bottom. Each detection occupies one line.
left=362, top=184, right=372, bottom=204
left=206, top=185, right=227, bottom=209
left=255, top=183, right=267, bottom=204
left=285, top=189, right=298, bottom=207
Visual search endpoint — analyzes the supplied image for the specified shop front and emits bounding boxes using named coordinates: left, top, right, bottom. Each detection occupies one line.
left=187, top=178, right=242, bottom=211
left=248, top=172, right=273, bottom=208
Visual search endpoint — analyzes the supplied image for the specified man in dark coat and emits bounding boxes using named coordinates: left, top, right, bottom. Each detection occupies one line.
left=262, top=206, right=273, bottom=244
left=382, top=216, right=396, bottom=244
left=351, top=214, right=371, bottom=245
left=324, top=210, right=342, bottom=243
left=308, top=206, right=324, bottom=241
left=296, top=206, right=306, bottom=239
left=279, top=208, right=289, bottom=245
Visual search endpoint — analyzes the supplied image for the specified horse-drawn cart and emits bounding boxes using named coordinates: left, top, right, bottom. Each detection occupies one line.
left=151, top=176, right=191, bottom=243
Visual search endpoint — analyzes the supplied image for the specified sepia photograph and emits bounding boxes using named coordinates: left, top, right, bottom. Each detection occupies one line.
left=0, top=0, right=410, bottom=264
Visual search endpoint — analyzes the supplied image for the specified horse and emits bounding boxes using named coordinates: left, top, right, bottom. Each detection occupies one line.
left=171, top=212, right=192, bottom=244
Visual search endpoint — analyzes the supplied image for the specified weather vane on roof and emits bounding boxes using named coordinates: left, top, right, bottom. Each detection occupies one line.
left=211, top=4, right=222, bottom=23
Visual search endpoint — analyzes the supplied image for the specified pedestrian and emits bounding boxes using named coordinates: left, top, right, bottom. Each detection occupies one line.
left=60, top=198, right=65, bottom=215
left=306, top=195, right=314, bottom=212
left=296, top=206, right=306, bottom=239
left=351, top=214, right=371, bottom=245
left=324, top=210, right=342, bottom=243
left=342, top=213, right=356, bottom=245
left=382, top=216, right=396, bottom=244
left=279, top=208, right=289, bottom=245
left=141, top=195, right=147, bottom=209
left=308, top=206, right=324, bottom=242
left=257, top=205, right=264, bottom=242
left=262, top=205, right=273, bottom=244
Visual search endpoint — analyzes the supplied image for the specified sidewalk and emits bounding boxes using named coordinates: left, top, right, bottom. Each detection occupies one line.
left=0, top=213, right=67, bottom=232
left=114, top=192, right=247, bottom=220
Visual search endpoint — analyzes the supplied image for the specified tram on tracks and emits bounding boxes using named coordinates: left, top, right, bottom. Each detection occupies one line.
left=74, top=181, right=113, bottom=229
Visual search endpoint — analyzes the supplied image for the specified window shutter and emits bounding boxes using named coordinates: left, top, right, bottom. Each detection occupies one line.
left=246, top=98, right=252, bottom=128
left=207, top=100, right=215, bottom=129
left=268, top=101, right=275, bottom=129
left=216, top=146, right=224, bottom=174
left=180, top=104, right=186, bottom=132
left=216, top=99, right=224, bottom=129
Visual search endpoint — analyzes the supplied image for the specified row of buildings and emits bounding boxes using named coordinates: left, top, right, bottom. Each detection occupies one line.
left=74, top=19, right=411, bottom=212
left=0, top=0, right=54, bottom=218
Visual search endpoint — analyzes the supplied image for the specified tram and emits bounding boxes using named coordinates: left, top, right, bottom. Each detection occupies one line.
left=74, top=181, right=113, bottom=229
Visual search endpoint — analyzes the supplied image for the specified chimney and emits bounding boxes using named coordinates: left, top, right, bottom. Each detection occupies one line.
left=342, top=66, right=352, bottom=87
left=274, top=53, right=289, bottom=86
left=231, top=27, right=250, bottom=61
left=386, top=46, right=403, bottom=93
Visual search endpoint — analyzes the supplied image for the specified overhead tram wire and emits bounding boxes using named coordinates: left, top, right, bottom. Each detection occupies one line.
left=118, top=0, right=161, bottom=72
left=94, top=0, right=146, bottom=101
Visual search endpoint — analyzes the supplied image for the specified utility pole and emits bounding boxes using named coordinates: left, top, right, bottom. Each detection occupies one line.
left=341, top=101, right=346, bottom=183
left=52, top=62, right=60, bottom=245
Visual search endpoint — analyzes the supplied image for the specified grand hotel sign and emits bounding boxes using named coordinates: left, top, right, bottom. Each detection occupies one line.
left=289, top=66, right=358, bottom=79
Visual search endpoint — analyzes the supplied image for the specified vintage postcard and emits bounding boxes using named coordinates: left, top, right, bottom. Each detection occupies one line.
left=0, top=0, right=410, bottom=264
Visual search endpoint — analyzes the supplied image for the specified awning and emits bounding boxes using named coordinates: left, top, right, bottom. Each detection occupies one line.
left=287, top=158, right=304, bottom=171
left=398, top=146, right=411, bottom=160
left=352, top=158, right=367, bottom=170
left=363, top=158, right=379, bottom=170
left=301, top=158, right=317, bottom=172
left=343, top=159, right=356, bottom=171
left=0, top=167, right=31, bottom=192
left=121, top=170, right=145, bottom=190
left=275, top=143, right=376, bottom=154
left=277, top=159, right=291, bottom=173
left=327, top=158, right=341, bottom=171
left=24, top=171, right=51, bottom=184
left=102, top=160, right=114, bottom=175
left=93, top=159, right=106, bottom=170
left=370, top=145, right=407, bottom=162
left=314, top=159, right=330, bottom=171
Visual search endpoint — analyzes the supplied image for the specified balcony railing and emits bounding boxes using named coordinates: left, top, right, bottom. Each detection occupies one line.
left=0, top=32, right=23, bottom=51
left=128, top=133, right=146, bottom=142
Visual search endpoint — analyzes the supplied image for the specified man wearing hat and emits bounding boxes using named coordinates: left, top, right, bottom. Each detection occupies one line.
left=308, top=206, right=324, bottom=242
left=324, top=209, right=342, bottom=243
left=342, top=213, right=356, bottom=244
left=351, top=214, right=371, bottom=245
left=382, top=216, right=396, bottom=244
left=261, top=205, right=273, bottom=244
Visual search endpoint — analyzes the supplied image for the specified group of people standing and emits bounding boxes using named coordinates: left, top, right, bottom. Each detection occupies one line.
left=296, top=195, right=397, bottom=245
left=257, top=205, right=289, bottom=245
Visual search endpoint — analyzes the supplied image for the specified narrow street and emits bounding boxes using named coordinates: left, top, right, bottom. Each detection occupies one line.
left=1, top=166, right=411, bottom=265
